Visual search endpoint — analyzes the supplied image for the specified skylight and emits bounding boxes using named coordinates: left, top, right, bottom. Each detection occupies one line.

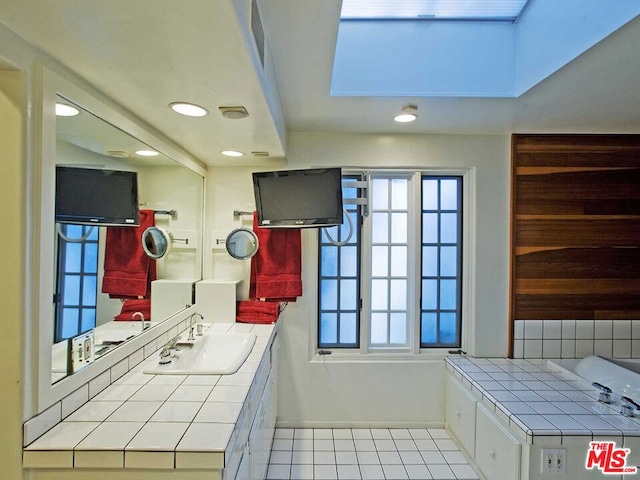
left=340, top=0, right=530, bottom=22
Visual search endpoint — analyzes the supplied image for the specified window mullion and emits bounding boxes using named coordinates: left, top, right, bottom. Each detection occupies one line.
left=359, top=204, right=372, bottom=354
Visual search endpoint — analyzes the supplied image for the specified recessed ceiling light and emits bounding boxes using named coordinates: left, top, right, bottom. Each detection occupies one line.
left=219, top=106, right=249, bottom=119
left=394, top=104, right=419, bottom=123
left=55, top=103, right=80, bottom=117
left=135, top=149, right=160, bottom=157
left=221, top=150, right=245, bottom=157
left=169, top=102, right=209, bottom=117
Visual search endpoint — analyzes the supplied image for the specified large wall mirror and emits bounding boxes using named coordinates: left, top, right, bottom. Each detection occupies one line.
left=34, top=65, right=206, bottom=413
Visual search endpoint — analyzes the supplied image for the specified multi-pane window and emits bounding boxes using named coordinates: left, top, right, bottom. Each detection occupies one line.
left=54, top=224, right=99, bottom=342
left=318, top=176, right=361, bottom=348
left=369, top=177, right=411, bottom=347
left=420, top=177, right=463, bottom=347
left=318, top=171, right=463, bottom=352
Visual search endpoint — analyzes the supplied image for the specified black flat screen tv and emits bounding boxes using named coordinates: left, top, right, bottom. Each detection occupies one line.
left=253, top=167, right=343, bottom=228
left=55, top=166, right=140, bottom=226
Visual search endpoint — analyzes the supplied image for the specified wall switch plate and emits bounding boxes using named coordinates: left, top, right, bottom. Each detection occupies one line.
left=541, top=448, right=566, bottom=474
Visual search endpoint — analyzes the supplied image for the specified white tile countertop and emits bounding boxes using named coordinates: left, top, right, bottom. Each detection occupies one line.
left=24, top=322, right=276, bottom=470
left=445, top=357, right=640, bottom=444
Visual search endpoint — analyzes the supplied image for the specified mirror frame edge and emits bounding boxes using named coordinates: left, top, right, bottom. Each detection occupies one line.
left=33, top=63, right=207, bottom=414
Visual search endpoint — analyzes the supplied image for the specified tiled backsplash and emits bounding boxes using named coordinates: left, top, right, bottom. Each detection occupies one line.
left=513, top=319, right=640, bottom=359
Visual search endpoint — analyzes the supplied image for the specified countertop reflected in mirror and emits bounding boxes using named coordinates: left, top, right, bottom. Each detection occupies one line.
left=52, top=95, right=203, bottom=383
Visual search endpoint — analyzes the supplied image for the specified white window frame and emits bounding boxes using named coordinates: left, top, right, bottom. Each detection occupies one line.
left=310, top=167, right=476, bottom=362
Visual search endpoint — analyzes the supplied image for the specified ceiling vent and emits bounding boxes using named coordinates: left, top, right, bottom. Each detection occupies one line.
left=251, top=151, right=270, bottom=157
left=251, top=0, right=265, bottom=68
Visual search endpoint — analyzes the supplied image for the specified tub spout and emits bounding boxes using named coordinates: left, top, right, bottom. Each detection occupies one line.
left=592, top=382, right=612, bottom=404
left=621, top=396, right=640, bottom=417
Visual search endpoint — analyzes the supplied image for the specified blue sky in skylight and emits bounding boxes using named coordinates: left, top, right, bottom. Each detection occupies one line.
left=340, top=0, right=530, bottom=21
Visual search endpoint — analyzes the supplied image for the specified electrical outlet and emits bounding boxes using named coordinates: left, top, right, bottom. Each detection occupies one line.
left=541, top=448, right=566, bottom=474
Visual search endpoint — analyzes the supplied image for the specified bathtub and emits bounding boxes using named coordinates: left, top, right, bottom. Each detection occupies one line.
left=548, top=355, right=640, bottom=402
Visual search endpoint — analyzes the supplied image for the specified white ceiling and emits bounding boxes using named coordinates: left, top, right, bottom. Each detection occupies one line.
left=1, top=1, right=639, bottom=167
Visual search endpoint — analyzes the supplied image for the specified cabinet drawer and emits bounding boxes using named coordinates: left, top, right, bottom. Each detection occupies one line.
left=446, top=375, right=477, bottom=457
left=475, top=403, right=521, bottom=480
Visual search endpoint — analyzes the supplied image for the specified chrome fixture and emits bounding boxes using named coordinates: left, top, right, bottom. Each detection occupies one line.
left=158, top=335, right=181, bottom=365
left=132, top=311, right=147, bottom=333
left=621, top=396, right=640, bottom=417
left=188, top=313, right=204, bottom=341
left=592, top=382, right=612, bottom=403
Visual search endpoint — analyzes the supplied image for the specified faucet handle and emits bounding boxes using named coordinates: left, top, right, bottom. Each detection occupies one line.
left=592, top=382, right=612, bottom=403
left=621, top=396, right=640, bottom=417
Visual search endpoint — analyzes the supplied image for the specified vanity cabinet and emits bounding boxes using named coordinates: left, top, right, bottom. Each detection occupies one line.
left=475, top=403, right=521, bottom=480
left=446, top=373, right=521, bottom=480
left=227, top=334, right=279, bottom=480
left=445, top=375, right=477, bottom=457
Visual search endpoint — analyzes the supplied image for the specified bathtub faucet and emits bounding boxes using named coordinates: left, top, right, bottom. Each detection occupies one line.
left=592, top=382, right=612, bottom=404
left=621, top=396, right=640, bottom=417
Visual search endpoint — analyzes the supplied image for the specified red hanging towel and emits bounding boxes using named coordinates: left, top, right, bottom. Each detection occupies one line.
left=249, top=212, right=302, bottom=302
left=113, top=298, right=151, bottom=321
left=102, top=209, right=156, bottom=299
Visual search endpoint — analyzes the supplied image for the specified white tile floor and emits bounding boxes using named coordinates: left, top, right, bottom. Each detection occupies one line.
left=267, top=428, right=479, bottom=480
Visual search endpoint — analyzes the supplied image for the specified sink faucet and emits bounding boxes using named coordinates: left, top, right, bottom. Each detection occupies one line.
left=188, top=313, right=204, bottom=341
left=132, top=311, right=147, bottom=333
left=621, top=396, right=640, bottom=417
left=158, top=335, right=181, bottom=365
left=592, top=382, right=612, bottom=404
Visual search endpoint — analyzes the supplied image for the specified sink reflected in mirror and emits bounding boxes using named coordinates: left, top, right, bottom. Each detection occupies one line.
left=143, top=326, right=257, bottom=375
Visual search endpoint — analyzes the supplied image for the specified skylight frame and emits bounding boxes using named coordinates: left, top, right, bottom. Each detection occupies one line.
left=340, top=0, right=531, bottom=23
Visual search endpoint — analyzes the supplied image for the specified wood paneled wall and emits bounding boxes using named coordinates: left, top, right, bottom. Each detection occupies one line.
left=510, top=134, right=640, bottom=330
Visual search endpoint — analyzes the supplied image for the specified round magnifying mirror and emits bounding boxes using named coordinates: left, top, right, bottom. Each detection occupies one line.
left=142, top=226, right=172, bottom=259
left=226, top=228, right=259, bottom=260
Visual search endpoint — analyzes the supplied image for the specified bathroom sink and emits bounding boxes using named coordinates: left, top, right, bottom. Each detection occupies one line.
left=143, top=331, right=257, bottom=375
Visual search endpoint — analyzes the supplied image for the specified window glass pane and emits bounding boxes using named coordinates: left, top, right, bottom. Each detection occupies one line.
left=83, top=277, right=97, bottom=306
left=422, top=213, right=438, bottom=243
left=340, top=246, right=357, bottom=277
left=422, top=246, right=438, bottom=277
left=440, top=179, right=458, bottom=210
left=440, top=246, right=457, bottom=276
left=372, top=178, right=389, bottom=209
left=372, top=212, right=389, bottom=243
left=440, top=279, right=457, bottom=310
left=391, top=179, right=408, bottom=209
left=63, top=276, right=80, bottom=305
left=422, top=179, right=438, bottom=210
left=87, top=225, right=99, bottom=241
left=421, top=312, right=437, bottom=344
left=321, top=246, right=338, bottom=276
left=322, top=225, right=338, bottom=243
left=391, top=212, right=407, bottom=243
left=339, top=211, right=354, bottom=242
left=66, top=224, right=84, bottom=239
left=390, top=279, right=407, bottom=310
left=61, top=308, right=79, bottom=339
left=347, top=211, right=359, bottom=242
left=65, top=243, right=82, bottom=272
left=389, top=313, right=407, bottom=344
left=81, top=309, right=96, bottom=332
left=370, top=313, right=388, bottom=344
left=422, top=279, right=437, bottom=310
left=390, top=246, right=407, bottom=277
left=440, top=213, right=458, bottom=243
left=84, top=243, right=98, bottom=273
left=321, top=280, right=338, bottom=310
left=371, top=279, right=388, bottom=310
left=320, top=313, right=338, bottom=344
left=340, top=313, right=357, bottom=344
left=340, top=279, right=357, bottom=310
left=371, top=246, right=388, bottom=276
left=439, top=313, right=457, bottom=344
left=343, top=183, right=357, bottom=200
